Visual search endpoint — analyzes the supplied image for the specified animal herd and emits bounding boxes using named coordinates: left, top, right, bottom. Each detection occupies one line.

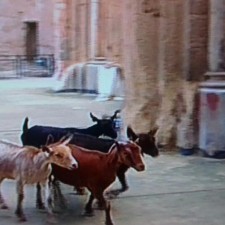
left=0, top=110, right=159, bottom=225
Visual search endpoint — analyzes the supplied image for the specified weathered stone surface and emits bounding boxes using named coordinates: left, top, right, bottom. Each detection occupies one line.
left=176, top=82, right=199, bottom=149
left=153, top=0, right=185, bottom=149
left=99, top=0, right=123, bottom=62
left=208, top=0, right=225, bottom=71
left=122, top=0, right=208, bottom=151
left=190, top=0, right=208, bottom=15
left=122, top=0, right=160, bottom=133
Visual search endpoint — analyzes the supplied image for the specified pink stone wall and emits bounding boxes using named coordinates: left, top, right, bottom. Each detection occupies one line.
left=98, top=0, right=123, bottom=62
left=0, top=0, right=54, bottom=55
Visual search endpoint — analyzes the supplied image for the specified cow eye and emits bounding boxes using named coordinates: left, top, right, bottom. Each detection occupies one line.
left=55, top=153, right=63, bottom=158
left=124, top=151, right=130, bottom=158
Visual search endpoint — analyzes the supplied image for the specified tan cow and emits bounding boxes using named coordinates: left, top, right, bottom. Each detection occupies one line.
left=0, top=135, right=77, bottom=222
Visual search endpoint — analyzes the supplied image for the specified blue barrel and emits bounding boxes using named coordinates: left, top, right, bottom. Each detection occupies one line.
left=199, top=82, right=225, bottom=158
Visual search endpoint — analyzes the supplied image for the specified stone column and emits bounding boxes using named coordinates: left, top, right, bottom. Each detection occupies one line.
left=177, top=0, right=208, bottom=153
left=198, top=0, right=225, bottom=157
left=122, top=0, right=161, bottom=133
left=36, top=0, right=54, bottom=54
left=53, top=0, right=68, bottom=80
left=156, top=1, right=185, bottom=149
left=89, top=0, right=100, bottom=59
left=208, top=0, right=225, bottom=73
left=103, top=0, right=123, bottom=62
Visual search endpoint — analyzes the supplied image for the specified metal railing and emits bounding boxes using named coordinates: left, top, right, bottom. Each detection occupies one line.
left=0, top=54, right=55, bottom=78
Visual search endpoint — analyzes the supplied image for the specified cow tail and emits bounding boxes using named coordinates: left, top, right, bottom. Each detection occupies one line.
left=22, top=117, right=29, bottom=133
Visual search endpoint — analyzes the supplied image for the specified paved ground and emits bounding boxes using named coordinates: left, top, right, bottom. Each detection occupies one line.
left=0, top=77, right=225, bottom=225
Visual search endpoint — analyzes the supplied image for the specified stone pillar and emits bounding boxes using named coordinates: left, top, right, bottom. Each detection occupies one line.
left=156, top=1, right=185, bottom=149
left=177, top=0, right=208, bottom=153
left=53, top=0, right=68, bottom=80
left=122, top=0, right=161, bottom=133
left=36, top=0, right=54, bottom=54
left=208, top=0, right=225, bottom=72
left=89, top=0, right=100, bottom=59
left=97, top=0, right=123, bottom=62
left=198, top=0, right=225, bottom=158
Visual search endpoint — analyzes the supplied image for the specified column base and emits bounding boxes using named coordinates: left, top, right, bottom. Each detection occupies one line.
left=199, top=149, right=225, bottom=159
left=179, top=148, right=196, bottom=156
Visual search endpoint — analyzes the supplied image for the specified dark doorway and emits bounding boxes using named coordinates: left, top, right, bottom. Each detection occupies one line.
left=25, top=22, right=38, bottom=60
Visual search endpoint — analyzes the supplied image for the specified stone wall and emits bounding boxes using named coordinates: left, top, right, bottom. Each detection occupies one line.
left=0, top=0, right=54, bottom=55
left=122, top=0, right=161, bottom=133
left=122, top=0, right=208, bottom=151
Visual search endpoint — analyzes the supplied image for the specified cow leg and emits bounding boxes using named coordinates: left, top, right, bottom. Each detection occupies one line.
left=36, top=182, right=45, bottom=209
left=106, top=167, right=129, bottom=198
left=83, top=193, right=95, bottom=216
left=96, top=193, right=114, bottom=225
left=43, top=181, right=57, bottom=223
left=43, top=181, right=54, bottom=214
left=0, top=179, right=8, bottom=209
left=15, top=180, right=26, bottom=221
left=117, top=169, right=129, bottom=192
left=53, top=180, right=67, bottom=209
left=105, top=202, right=113, bottom=225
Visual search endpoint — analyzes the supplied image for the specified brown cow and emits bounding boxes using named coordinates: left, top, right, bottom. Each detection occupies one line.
left=51, top=141, right=145, bottom=225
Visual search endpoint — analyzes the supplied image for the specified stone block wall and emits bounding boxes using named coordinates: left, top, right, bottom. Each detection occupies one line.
left=0, top=0, right=54, bottom=55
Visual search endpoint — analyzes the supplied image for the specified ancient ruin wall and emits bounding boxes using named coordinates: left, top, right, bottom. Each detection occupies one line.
left=122, top=0, right=208, bottom=150
left=122, top=0, right=161, bottom=133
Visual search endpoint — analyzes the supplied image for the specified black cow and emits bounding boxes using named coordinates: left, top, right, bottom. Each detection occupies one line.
left=21, top=110, right=120, bottom=148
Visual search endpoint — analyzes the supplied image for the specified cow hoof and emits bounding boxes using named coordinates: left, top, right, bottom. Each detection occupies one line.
left=82, top=211, right=94, bottom=217
left=47, top=215, right=58, bottom=224
left=94, top=201, right=105, bottom=210
left=105, top=191, right=120, bottom=199
left=1, top=204, right=8, bottom=209
left=105, top=221, right=114, bottom=225
left=18, top=215, right=27, bottom=222
left=106, top=187, right=128, bottom=199
left=36, top=204, right=46, bottom=210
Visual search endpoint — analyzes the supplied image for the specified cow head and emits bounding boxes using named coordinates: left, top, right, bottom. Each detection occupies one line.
left=117, top=141, right=145, bottom=172
left=127, top=126, right=159, bottom=157
left=89, top=110, right=120, bottom=139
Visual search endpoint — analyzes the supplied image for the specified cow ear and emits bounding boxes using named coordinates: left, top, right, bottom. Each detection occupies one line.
left=45, top=134, right=54, bottom=145
left=148, top=127, right=158, bottom=136
left=127, top=126, right=138, bottom=141
left=111, top=109, right=121, bottom=120
left=61, top=134, right=73, bottom=145
left=58, top=132, right=71, bottom=143
left=90, top=112, right=99, bottom=122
